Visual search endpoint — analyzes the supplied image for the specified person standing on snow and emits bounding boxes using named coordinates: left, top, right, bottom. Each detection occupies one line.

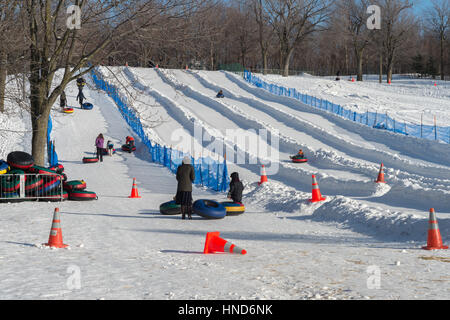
left=227, top=172, right=244, bottom=204
left=95, top=133, right=105, bottom=162
left=175, top=156, right=195, bottom=220
left=76, top=77, right=86, bottom=108
left=60, top=91, right=67, bottom=109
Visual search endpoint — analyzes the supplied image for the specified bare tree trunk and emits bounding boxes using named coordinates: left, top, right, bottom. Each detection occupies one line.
left=0, top=49, right=6, bottom=113
left=356, top=48, right=364, bottom=81
left=379, top=52, right=383, bottom=83
left=440, top=33, right=445, bottom=80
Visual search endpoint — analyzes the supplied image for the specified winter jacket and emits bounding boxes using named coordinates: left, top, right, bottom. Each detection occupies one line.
left=176, top=163, right=195, bottom=192
left=228, top=172, right=244, bottom=203
left=95, top=137, right=104, bottom=148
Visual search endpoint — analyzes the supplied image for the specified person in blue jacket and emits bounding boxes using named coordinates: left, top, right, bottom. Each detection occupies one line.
left=216, top=90, right=224, bottom=98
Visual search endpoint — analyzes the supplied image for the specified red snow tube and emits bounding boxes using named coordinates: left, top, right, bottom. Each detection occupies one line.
left=292, top=158, right=308, bottom=163
left=82, top=157, right=99, bottom=163
left=63, top=107, right=74, bottom=114
left=121, top=144, right=136, bottom=152
left=7, top=151, right=34, bottom=170
left=69, top=190, right=98, bottom=201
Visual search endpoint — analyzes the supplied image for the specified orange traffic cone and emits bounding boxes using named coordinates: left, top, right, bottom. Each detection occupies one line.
left=129, top=178, right=141, bottom=198
left=375, top=163, right=386, bottom=183
left=258, top=165, right=268, bottom=185
left=351, top=77, right=355, bottom=82
left=44, top=208, right=68, bottom=248
left=309, top=175, right=326, bottom=203
left=423, top=208, right=448, bottom=250
left=203, top=231, right=247, bottom=255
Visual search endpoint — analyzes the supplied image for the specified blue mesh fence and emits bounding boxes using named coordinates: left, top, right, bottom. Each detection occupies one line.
left=244, top=70, right=450, bottom=144
left=90, top=67, right=230, bottom=192
left=47, top=116, right=58, bottom=167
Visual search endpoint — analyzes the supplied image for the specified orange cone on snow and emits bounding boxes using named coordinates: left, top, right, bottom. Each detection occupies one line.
left=375, top=163, right=386, bottom=183
left=44, top=208, right=68, bottom=248
left=352, top=77, right=355, bottom=82
left=203, top=231, right=247, bottom=255
left=423, top=208, right=448, bottom=250
left=129, top=178, right=141, bottom=198
left=258, top=165, right=268, bottom=185
left=309, top=175, right=326, bottom=203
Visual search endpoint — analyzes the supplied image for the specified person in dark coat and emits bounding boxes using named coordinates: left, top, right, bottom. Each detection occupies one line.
left=336, top=70, right=341, bottom=81
left=77, top=88, right=86, bottom=108
left=227, top=172, right=244, bottom=204
left=216, top=90, right=224, bottom=98
left=175, top=156, right=195, bottom=219
left=60, top=91, right=67, bottom=109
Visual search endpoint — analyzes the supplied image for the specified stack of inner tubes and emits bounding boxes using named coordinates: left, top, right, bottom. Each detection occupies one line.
left=1, top=151, right=98, bottom=202
left=63, top=179, right=97, bottom=201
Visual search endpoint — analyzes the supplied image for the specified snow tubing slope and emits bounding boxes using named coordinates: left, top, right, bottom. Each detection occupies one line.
left=221, top=201, right=245, bottom=215
left=160, top=200, right=181, bottom=215
left=7, top=151, right=34, bottom=170
left=193, top=199, right=226, bottom=219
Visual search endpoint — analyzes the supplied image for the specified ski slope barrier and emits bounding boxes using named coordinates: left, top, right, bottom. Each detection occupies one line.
left=244, top=70, right=450, bottom=144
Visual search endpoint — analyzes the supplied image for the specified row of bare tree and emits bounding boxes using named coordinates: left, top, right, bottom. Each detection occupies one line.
left=0, top=0, right=448, bottom=166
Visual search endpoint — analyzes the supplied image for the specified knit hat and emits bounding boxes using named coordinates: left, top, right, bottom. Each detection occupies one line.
left=182, top=156, right=191, bottom=164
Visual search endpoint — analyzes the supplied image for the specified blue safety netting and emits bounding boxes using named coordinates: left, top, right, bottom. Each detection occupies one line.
left=90, top=67, right=230, bottom=192
left=47, top=116, right=59, bottom=167
left=244, top=70, right=450, bottom=144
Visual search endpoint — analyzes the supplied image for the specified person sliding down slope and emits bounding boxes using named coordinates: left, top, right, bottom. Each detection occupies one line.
left=216, top=90, right=224, bottom=98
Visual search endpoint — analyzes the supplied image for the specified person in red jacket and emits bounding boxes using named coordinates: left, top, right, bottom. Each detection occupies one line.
left=125, top=136, right=135, bottom=153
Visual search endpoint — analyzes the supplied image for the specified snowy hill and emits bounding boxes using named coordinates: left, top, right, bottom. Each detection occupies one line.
left=0, top=67, right=449, bottom=300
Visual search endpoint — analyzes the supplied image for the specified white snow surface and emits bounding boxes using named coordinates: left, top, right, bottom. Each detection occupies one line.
left=0, top=68, right=449, bottom=300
